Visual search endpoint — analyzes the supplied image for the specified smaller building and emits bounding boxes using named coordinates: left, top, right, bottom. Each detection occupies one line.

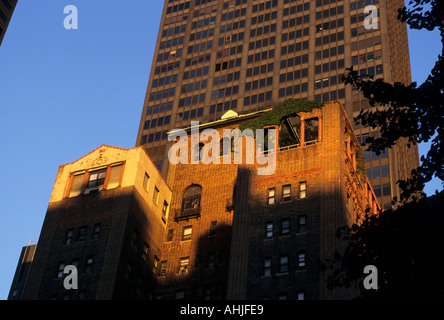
left=8, top=243, right=36, bottom=300
left=21, top=145, right=171, bottom=300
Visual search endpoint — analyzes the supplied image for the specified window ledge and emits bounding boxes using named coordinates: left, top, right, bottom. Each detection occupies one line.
left=174, top=212, right=201, bottom=221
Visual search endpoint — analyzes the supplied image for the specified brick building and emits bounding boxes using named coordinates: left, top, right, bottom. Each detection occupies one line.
left=21, top=146, right=172, bottom=300
left=158, top=100, right=378, bottom=300
left=14, top=101, right=379, bottom=300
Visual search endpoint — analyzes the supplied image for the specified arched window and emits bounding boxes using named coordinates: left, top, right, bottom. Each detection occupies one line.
left=180, top=185, right=202, bottom=218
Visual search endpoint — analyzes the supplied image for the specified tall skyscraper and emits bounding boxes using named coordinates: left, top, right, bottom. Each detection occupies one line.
left=135, top=0, right=419, bottom=210
left=0, top=0, right=17, bottom=47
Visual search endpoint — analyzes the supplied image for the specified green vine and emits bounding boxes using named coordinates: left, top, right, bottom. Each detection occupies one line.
left=239, top=98, right=323, bottom=133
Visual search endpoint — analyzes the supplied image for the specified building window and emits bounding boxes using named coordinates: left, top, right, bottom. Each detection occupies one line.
left=298, top=252, right=306, bottom=269
left=156, top=160, right=164, bottom=172
left=266, top=222, right=273, bottom=239
left=85, top=257, right=93, bottom=273
left=268, top=188, right=276, bottom=205
left=182, top=226, right=192, bottom=241
left=167, top=229, right=174, bottom=242
left=153, top=256, right=159, bottom=273
left=57, top=262, right=65, bottom=278
left=179, top=257, right=190, bottom=273
left=382, top=184, right=391, bottom=196
left=142, top=243, right=149, bottom=262
left=193, top=143, right=205, bottom=162
left=71, top=259, right=79, bottom=268
left=298, top=215, right=307, bottom=233
left=280, top=255, right=289, bottom=273
left=305, top=118, right=319, bottom=144
left=264, top=258, right=271, bottom=276
left=381, top=165, right=390, bottom=177
left=143, top=173, right=150, bottom=192
left=209, top=221, right=217, bottom=237
left=180, top=185, right=202, bottom=218
left=65, top=229, right=73, bottom=245
left=153, top=187, right=160, bottom=204
left=107, top=164, right=123, bottom=189
left=131, top=230, right=138, bottom=248
left=281, top=219, right=290, bottom=236
left=220, top=137, right=232, bottom=156
left=282, top=185, right=291, bottom=201
left=91, top=223, right=101, bottom=240
left=68, top=163, right=124, bottom=197
left=78, top=226, right=87, bottom=242
left=299, top=182, right=307, bottom=199
left=86, top=169, right=107, bottom=190
left=69, top=173, right=85, bottom=197
left=372, top=167, right=380, bottom=179
left=373, top=185, right=381, bottom=197
left=297, top=292, right=305, bottom=300
left=162, top=200, right=169, bottom=220
left=207, top=253, right=215, bottom=269
left=175, top=291, right=185, bottom=300
left=160, top=261, right=167, bottom=276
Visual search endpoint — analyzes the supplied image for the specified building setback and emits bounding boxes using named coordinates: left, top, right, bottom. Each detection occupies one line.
left=14, top=101, right=379, bottom=300
left=135, top=0, right=419, bottom=212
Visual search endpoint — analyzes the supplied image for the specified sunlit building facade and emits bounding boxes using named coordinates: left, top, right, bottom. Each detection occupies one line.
left=14, top=102, right=380, bottom=300
left=135, top=0, right=419, bottom=210
left=20, top=146, right=171, bottom=300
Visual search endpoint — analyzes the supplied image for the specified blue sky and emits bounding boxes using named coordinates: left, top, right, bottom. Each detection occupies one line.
left=0, top=1, right=441, bottom=299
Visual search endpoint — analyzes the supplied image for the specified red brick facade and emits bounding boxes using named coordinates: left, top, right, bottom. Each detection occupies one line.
left=158, top=101, right=379, bottom=299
